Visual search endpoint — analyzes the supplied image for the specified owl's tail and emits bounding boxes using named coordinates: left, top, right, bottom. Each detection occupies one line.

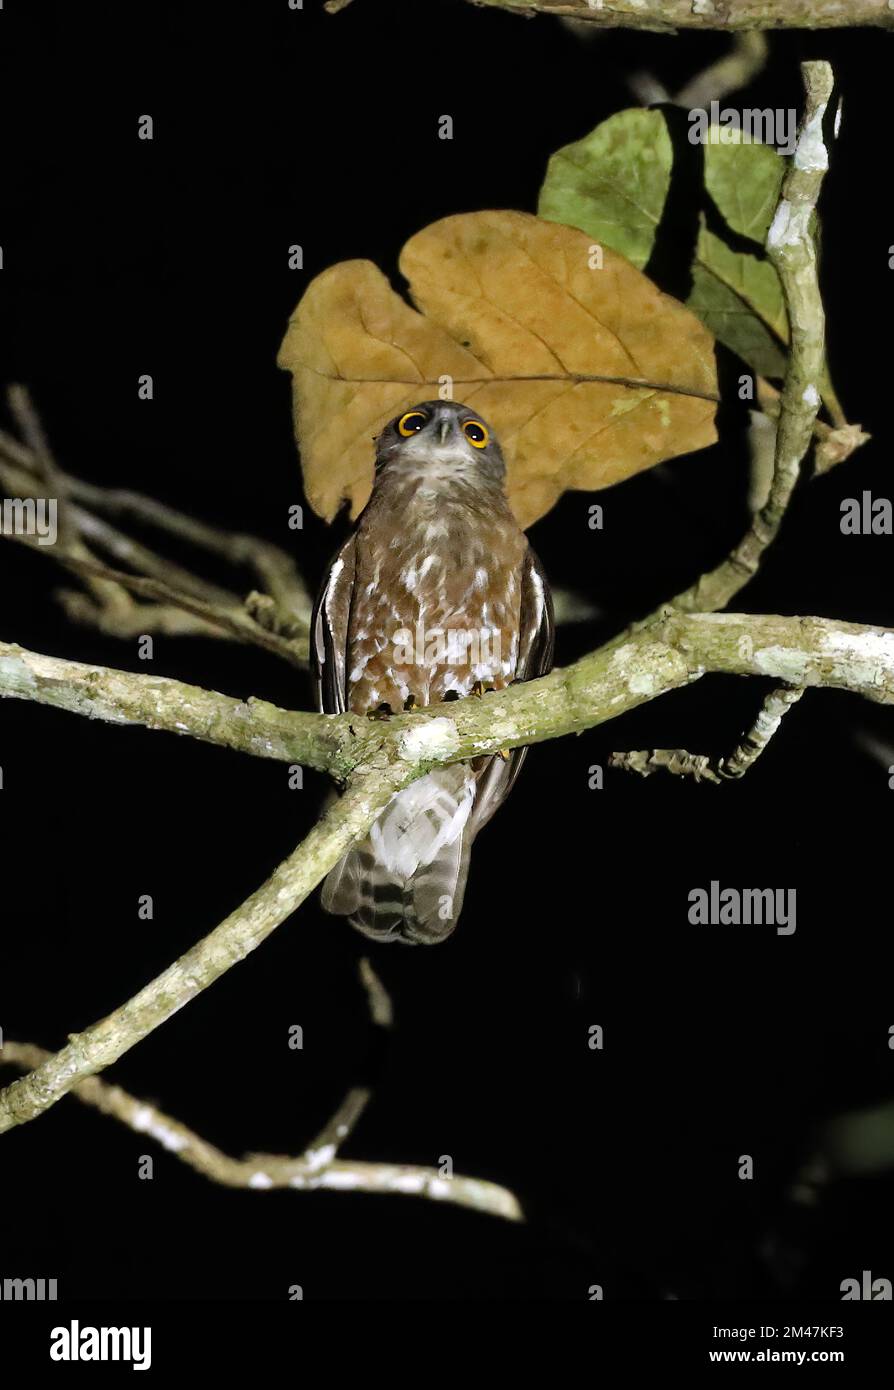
left=321, top=766, right=476, bottom=944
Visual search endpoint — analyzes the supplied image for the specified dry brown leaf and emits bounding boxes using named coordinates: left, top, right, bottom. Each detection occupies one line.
left=277, top=211, right=718, bottom=529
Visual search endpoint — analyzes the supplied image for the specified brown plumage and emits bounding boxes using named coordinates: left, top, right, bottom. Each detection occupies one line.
left=312, top=400, right=554, bottom=944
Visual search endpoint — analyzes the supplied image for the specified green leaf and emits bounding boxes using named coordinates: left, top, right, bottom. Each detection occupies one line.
left=696, top=227, right=788, bottom=343
left=687, top=132, right=792, bottom=377
left=537, top=109, right=672, bottom=270
left=538, top=113, right=843, bottom=407
left=687, top=260, right=787, bottom=382
left=702, top=129, right=785, bottom=244
left=688, top=223, right=788, bottom=379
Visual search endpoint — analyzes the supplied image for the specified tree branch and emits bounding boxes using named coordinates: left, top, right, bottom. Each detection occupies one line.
left=0, top=759, right=416, bottom=1135
left=612, top=60, right=834, bottom=639
left=0, top=1042, right=521, bottom=1220
left=49, top=551, right=309, bottom=667
left=0, top=638, right=328, bottom=764
left=3, top=606, right=891, bottom=1135
left=610, top=683, right=805, bottom=782
left=462, top=1, right=894, bottom=32
left=0, top=410, right=312, bottom=656
left=2, top=611, right=893, bottom=787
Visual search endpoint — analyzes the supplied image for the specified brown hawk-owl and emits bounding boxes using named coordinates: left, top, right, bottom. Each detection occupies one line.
left=312, top=400, right=554, bottom=945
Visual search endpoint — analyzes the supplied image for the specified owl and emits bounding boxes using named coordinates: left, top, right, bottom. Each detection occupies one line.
left=312, top=400, right=554, bottom=944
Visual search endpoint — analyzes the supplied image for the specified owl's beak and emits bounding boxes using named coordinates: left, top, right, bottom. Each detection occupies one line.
left=438, top=418, right=452, bottom=445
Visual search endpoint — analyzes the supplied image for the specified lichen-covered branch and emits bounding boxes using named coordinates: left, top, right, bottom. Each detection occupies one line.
left=2, top=608, right=890, bottom=1134
left=0, top=760, right=416, bottom=1135
left=462, top=1, right=894, bottom=32
left=610, top=684, right=805, bottom=782
left=621, top=61, right=834, bottom=632
left=2, top=612, right=892, bottom=788
left=0, top=639, right=329, bottom=767
left=0, top=1042, right=521, bottom=1220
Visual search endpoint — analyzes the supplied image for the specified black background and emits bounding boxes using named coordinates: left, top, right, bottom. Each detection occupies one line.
left=0, top=0, right=892, bottom=1305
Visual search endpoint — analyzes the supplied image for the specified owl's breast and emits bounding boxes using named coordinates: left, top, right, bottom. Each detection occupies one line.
left=345, top=488, right=526, bottom=712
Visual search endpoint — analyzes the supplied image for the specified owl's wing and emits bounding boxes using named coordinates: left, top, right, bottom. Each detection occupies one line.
left=516, top=542, right=556, bottom=681
left=470, top=543, right=555, bottom=835
left=311, top=534, right=357, bottom=715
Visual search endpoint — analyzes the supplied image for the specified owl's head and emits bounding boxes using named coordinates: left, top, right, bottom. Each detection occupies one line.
left=373, top=401, right=506, bottom=487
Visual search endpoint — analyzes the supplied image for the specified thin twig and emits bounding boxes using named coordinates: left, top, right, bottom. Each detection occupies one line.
left=0, top=421, right=312, bottom=635
left=0, top=450, right=242, bottom=613
left=756, top=378, right=869, bottom=475
left=65, top=477, right=311, bottom=617
left=0, top=1042, right=520, bottom=1220
left=630, top=32, right=770, bottom=106
left=4, top=534, right=308, bottom=666
left=7, top=386, right=72, bottom=544
left=7, top=386, right=130, bottom=616
left=674, top=33, right=769, bottom=107
left=610, top=685, right=805, bottom=782
left=55, top=553, right=307, bottom=666
left=359, top=957, right=394, bottom=1029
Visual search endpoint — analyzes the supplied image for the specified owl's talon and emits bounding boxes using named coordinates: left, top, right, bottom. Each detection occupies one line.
left=471, top=680, right=485, bottom=699
left=366, top=702, right=393, bottom=720
left=403, top=694, right=418, bottom=711
left=497, top=748, right=510, bottom=761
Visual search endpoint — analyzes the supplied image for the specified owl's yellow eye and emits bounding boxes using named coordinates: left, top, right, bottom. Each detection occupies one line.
left=398, top=411, right=428, bottom=437
left=463, top=420, right=489, bottom=448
